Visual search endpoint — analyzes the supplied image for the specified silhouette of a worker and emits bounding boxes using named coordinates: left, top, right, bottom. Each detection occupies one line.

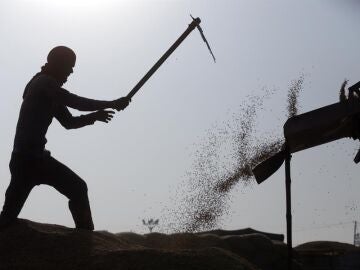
left=0, top=46, right=130, bottom=230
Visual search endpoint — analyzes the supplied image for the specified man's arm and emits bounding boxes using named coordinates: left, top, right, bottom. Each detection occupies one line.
left=54, top=105, right=114, bottom=129
left=48, top=87, right=130, bottom=112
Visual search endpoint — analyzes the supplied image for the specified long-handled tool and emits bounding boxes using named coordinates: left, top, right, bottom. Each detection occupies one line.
left=126, top=16, right=215, bottom=100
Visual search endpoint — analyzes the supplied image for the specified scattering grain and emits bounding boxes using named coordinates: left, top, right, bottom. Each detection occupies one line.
left=162, top=77, right=304, bottom=233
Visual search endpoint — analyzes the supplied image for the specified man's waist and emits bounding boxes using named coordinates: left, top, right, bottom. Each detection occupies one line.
left=13, top=141, right=48, bottom=157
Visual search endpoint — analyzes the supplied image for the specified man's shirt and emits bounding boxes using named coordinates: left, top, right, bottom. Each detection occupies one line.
left=13, top=74, right=109, bottom=156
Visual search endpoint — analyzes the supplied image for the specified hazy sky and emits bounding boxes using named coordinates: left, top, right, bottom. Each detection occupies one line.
left=1, top=0, right=359, bottom=245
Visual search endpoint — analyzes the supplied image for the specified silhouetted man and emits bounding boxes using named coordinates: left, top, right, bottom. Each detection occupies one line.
left=0, top=46, right=130, bottom=230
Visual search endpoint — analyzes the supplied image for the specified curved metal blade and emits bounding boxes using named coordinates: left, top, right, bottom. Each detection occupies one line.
left=191, top=15, right=216, bottom=63
left=252, top=149, right=286, bottom=184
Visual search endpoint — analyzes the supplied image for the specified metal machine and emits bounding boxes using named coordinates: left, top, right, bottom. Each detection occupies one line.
left=252, top=83, right=360, bottom=270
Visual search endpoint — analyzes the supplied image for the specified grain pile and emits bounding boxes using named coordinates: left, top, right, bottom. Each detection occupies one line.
left=163, top=76, right=304, bottom=233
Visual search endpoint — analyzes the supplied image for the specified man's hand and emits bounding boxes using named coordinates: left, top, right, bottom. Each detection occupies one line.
left=111, top=97, right=131, bottom=111
left=93, top=110, right=115, bottom=123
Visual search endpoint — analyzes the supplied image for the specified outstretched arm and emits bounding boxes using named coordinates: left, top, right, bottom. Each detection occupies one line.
left=54, top=105, right=115, bottom=129
left=49, top=87, right=130, bottom=112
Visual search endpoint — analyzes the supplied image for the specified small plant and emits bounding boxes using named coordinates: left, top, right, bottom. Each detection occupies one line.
left=142, top=218, right=159, bottom=233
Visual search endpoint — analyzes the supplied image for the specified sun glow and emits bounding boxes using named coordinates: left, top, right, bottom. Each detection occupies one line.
left=31, top=0, right=121, bottom=10
left=25, top=0, right=138, bottom=22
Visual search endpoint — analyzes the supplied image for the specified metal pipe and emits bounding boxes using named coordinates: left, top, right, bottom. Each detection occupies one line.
left=285, top=144, right=293, bottom=270
left=354, top=221, right=357, bottom=246
left=127, top=18, right=201, bottom=99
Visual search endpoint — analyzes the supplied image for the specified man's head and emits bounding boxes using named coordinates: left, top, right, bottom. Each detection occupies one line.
left=45, top=46, right=76, bottom=85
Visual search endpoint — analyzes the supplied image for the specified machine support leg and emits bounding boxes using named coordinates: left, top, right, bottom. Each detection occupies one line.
left=285, top=146, right=293, bottom=270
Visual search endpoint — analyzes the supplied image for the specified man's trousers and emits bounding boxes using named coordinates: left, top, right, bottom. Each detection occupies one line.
left=0, top=152, right=94, bottom=230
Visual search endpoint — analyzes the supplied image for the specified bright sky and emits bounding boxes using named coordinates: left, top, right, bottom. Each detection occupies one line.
left=0, top=0, right=359, bottom=245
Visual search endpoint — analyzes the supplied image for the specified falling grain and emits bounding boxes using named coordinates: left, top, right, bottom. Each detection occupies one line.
left=287, top=75, right=304, bottom=118
left=162, top=76, right=305, bottom=233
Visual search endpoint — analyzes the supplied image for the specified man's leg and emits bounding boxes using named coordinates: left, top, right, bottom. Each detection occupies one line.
left=0, top=154, right=35, bottom=228
left=0, top=176, right=33, bottom=228
left=40, top=155, right=94, bottom=230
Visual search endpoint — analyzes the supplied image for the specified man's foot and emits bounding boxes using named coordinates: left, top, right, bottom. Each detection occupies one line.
left=68, top=201, right=94, bottom=231
left=0, top=215, right=16, bottom=230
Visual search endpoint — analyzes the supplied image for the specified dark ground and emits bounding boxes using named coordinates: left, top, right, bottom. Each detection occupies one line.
left=0, top=219, right=359, bottom=270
